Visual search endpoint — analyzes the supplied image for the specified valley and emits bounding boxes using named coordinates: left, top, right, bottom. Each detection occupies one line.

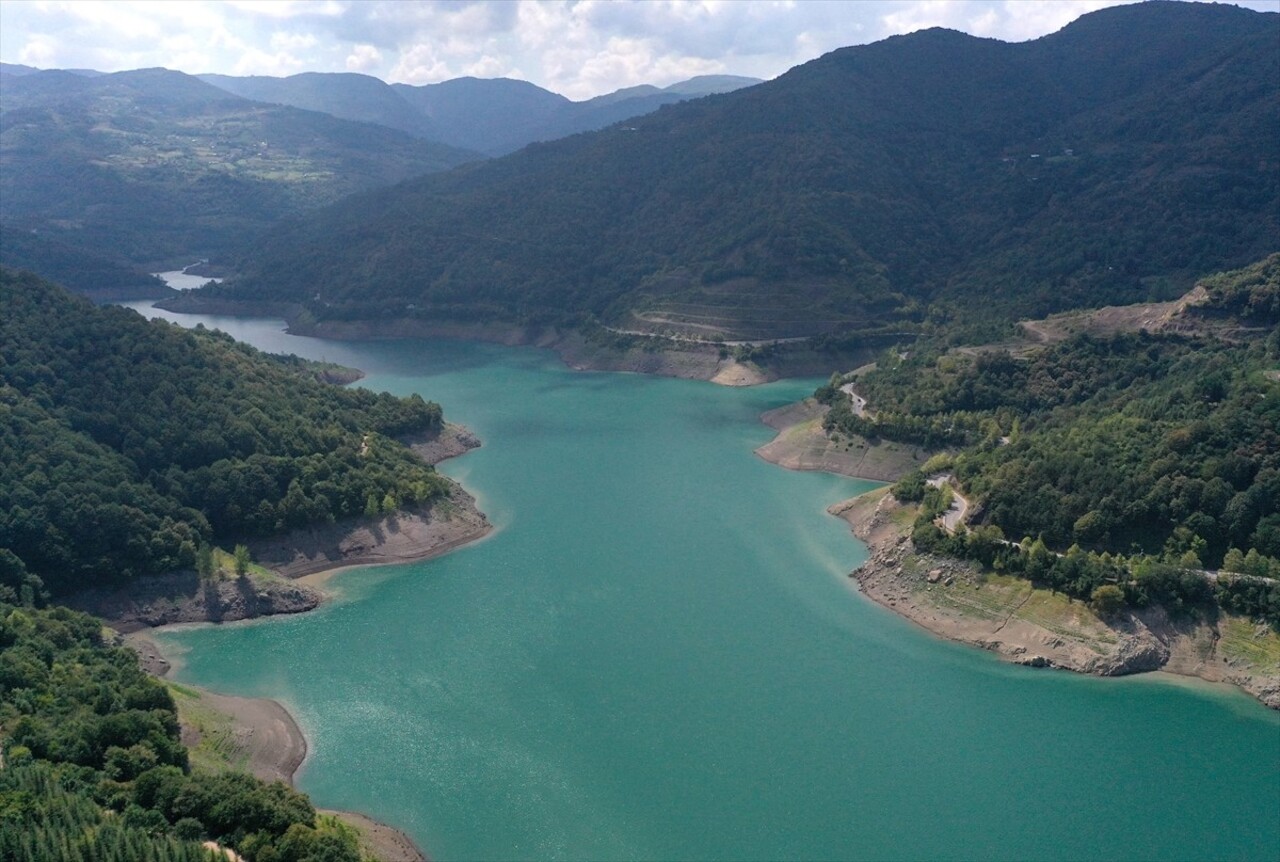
left=2, top=3, right=1278, bottom=860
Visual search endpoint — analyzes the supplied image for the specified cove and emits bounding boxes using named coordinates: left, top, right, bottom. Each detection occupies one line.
left=125, top=303, right=1280, bottom=862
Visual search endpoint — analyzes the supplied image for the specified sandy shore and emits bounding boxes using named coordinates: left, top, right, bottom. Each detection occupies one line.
left=128, top=629, right=426, bottom=860
left=830, top=487, right=1280, bottom=709
left=324, top=811, right=428, bottom=862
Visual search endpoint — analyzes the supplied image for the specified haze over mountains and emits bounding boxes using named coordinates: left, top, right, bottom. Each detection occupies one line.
left=199, top=71, right=762, bottom=156
left=214, top=1, right=1278, bottom=341
left=0, top=59, right=760, bottom=287
left=0, top=66, right=478, bottom=272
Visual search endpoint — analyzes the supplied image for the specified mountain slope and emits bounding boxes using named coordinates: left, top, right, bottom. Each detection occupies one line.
left=0, top=267, right=455, bottom=596
left=199, top=71, right=441, bottom=139
left=391, top=74, right=762, bottom=155
left=218, top=2, right=1278, bottom=341
left=0, top=68, right=478, bottom=266
left=197, top=68, right=760, bottom=156
left=391, top=76, right=570, bottom=154
left=0, top=223, right=172, bottom=298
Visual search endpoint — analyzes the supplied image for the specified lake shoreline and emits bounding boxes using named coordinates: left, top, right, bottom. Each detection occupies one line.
left=92, top=422, right=488, bottom=860
left=756, top=400, right=1280, bottom=709
left=753, top=397, right=929, bottom=482
left=127, top=630, right=429, bottom=861
left=151, top=294, right=885, bottom=387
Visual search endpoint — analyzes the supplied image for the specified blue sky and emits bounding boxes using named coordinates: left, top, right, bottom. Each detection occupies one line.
left=1, top=0, right=1275, bottom=99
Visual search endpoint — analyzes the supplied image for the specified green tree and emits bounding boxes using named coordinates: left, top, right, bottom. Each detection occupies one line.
left=196, top=544, right=215, bottom=581
left=1090, top=584, right=1126, bottom=616
left=233, top=545, right=251, bottom=579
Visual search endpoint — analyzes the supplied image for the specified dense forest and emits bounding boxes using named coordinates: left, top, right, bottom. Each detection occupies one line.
left=212, top=3, right=1278, bottom=342
left=0, top=268, right=451, bottom=598
left=0, top=224, right=173, bottom=299
left=0, top=602, right=359, bottom=862
left=821, top=257, right=1280, bottom=621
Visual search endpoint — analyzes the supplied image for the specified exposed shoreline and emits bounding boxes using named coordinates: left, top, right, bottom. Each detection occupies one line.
left=152, top=294, right=885, bottom=387
left=753, top=397, right=929, bottom=482
left=757, top=401, right=1280, bottom=709
left=92, top=422, right=488, bottom=860
left=126, top=631, right=428, bottom=861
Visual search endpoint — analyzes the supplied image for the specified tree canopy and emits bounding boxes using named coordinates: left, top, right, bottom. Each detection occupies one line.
left=216, top=3, right=1277, bottom=342
left=1, top=268, right=450, bottom=597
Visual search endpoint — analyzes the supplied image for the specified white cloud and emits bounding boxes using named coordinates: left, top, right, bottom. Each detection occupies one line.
left=345, top=43, right=382, bottom=71
left=224, top=0, right=346, bottom=20
left=389, top=43, right=452, bottom=85
left=232, top=46, right=308, bottom=76
left=1, top=0, right=1274, bottom=97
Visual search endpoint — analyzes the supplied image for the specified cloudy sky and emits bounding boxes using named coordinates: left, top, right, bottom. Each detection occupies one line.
left=1, top=0, right=1274, bottom=99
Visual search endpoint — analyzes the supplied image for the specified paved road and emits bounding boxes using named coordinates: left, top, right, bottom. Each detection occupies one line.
left=838, top=382, right=871, bottom=417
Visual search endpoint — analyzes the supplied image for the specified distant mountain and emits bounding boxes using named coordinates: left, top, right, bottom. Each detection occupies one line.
left=0, top=62, right=41, bottom=77
left=392, top=74, right=761, bottom=155
left=0, top=67, right=479, bottom=267
left=216, top=2, right=1279, bottom=341
left=389, top=76, right=570, bottom=154
left=198, top=71, right=440, bottom=139
left=195, top=69, right=761, bottom=156
left=662, top=75, right=762, bottom=97
left=1, top=62, right=101, bottom=78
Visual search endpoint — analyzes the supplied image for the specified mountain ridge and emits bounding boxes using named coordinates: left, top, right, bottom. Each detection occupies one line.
left=208, top=1, right=1279, bottom=341
left=0, top=66, right=480, bottom=267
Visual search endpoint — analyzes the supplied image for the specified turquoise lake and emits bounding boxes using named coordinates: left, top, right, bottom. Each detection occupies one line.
left=126, top=304, right=1280, bottom=862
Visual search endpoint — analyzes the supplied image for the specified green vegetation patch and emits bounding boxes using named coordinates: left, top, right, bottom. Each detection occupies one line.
left=0, top=602, right=359, bottom=862
left=0, top=268, right=451, bottom=599
left=1218, top=616, right=1280, bottom=673
left=837, top=257, right=1280, bottom=625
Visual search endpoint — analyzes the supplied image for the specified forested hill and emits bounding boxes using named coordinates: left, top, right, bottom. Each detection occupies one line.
left=0, top=268, right=452, bottom=599
left=215, top=1, right=1278, bottom=342
left=822, top=256, right=1280, bottom=618
left=0, top=224, right=173, bottom=300
left=0, top=67, right=479, bottom=268
left=0, top=602, right=364, bottom=861
left=197, top=71, right=762, bottom=157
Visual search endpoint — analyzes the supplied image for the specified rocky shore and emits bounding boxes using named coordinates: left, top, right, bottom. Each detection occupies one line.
left=69, top=423, right=487, bottom=630
left=835, top=487, right=1280, bottom=709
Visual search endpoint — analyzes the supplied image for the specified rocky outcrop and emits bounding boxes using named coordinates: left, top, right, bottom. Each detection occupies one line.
left=403, top=422, right=482, bottom=465
left=68, top=570, right=321, bottom=633
left=833, top=487, right=1280, bottom=709
left=249, top=485, right=490, bottom=580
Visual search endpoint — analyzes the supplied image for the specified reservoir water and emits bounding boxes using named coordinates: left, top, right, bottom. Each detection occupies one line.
left=126, top=303, right=1280, bottom=861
